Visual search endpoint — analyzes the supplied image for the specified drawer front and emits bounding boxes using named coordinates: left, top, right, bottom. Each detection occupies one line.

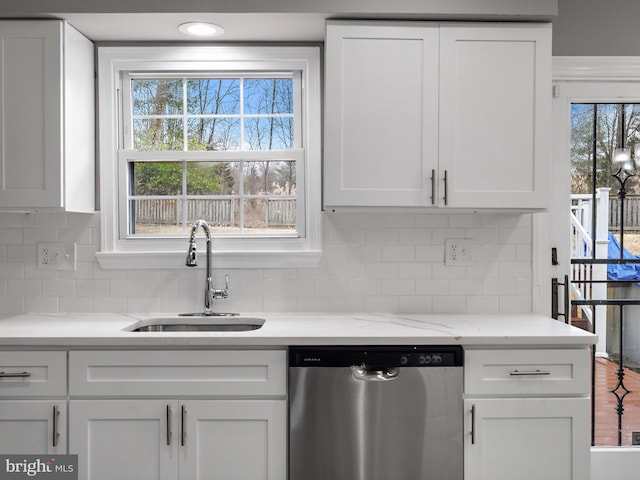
left=0, top=351, right=67, bottom=397
left=465, top=348, right=590, bottom=396
left=69, top=350, right=286, bottom=397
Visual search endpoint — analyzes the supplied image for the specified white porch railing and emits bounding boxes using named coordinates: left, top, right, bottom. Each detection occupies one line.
left=570, top=188, right=610, bottom=355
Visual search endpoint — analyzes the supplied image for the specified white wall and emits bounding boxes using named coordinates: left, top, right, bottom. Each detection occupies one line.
left=0, top=211, right=533, bottom=315
left=553, top=0, right=640, bottom=56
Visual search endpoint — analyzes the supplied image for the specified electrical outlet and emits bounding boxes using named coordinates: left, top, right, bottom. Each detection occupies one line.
left=633, top=431, right=640, bottom=445
left=445, top=239, right=473, bottom=266
left=37, top=243, right=77, bottom=271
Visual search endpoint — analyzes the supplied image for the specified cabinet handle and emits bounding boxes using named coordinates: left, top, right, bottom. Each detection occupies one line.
left=0, top=371, right=31, bottom=378
left=443, top=170, right=449, bottom=206
left=509, top=369, right=551, bottom=376
left=52, top=405, right=60, bottom=447
left=430, top=169, right=436, bottom=205
left=166, top=405, right=172, bottom=446
left=471, top=404, right=476, bottom=445
left=181, top=405, right=187, bottom=446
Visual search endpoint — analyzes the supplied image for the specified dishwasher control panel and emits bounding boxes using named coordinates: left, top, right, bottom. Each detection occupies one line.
left=289, top=345, right=463, bottom=368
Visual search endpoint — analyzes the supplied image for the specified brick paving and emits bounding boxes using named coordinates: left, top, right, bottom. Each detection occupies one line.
left=594, top=357, right=640, bottom=446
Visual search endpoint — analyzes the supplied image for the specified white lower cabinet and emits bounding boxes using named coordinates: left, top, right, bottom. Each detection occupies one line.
left=464, top=398, right=590, bottom=480
left=464, top=348, right=592, bottom=480
left=0, top=400, right=66, bottom=454
left=67, top=350, right=287, bottom=480
left=0, top=351, right=67, bottom=454
left=69, top=399, right=286, bottom=480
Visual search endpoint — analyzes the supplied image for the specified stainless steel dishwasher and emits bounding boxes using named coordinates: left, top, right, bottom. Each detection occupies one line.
left=289, top=345, right=464, bottom=480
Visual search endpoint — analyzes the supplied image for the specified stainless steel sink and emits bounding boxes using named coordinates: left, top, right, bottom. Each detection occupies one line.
left=124, top=317, right=265, bottom=333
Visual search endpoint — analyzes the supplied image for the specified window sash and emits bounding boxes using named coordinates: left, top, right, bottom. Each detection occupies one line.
left=117, top=149, right=305, bottom=240
left=121, top=72, right=302, bottom=152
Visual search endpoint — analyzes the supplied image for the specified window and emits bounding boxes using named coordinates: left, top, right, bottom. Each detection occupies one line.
left=96, top=46, right=321, bottom=269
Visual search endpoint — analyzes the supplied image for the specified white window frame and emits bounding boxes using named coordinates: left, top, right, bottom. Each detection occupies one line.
left=96, top=45, right=322, bottom=269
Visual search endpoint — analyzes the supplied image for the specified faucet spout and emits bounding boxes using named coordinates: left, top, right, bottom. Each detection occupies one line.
left=185, top=219, right=216, bottom=314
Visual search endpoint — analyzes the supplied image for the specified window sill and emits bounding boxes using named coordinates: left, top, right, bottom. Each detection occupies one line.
left=95, top=249, right=323, bottom=270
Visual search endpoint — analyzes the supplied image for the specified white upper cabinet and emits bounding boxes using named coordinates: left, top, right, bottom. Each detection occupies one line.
left=439, top=24, right=551, bottom=209
left=324, top=22, right=440, bottom=207
left=0, top=20, right=94, bottom=212
left=323, top=21, right=551, bottom=210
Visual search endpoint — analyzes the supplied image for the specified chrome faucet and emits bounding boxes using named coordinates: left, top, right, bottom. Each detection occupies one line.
left=183, top=219, right=235, bottom=316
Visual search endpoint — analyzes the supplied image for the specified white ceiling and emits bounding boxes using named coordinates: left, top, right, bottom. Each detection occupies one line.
left=58, top=13, right=328, bottom=42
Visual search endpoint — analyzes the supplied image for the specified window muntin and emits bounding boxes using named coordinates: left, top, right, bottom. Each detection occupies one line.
left=121, top=73, right=301, bottom=237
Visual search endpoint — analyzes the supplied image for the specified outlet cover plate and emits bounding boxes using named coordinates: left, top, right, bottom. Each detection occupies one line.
left=445, top=238, right=473, bottom=266
left=37, top=242, right=77, bottom=271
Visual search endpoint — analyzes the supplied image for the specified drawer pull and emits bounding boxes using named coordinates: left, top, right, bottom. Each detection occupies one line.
left=181, top=406, right=187, bottom=446
left=166, top=405, right=172, bottom=446
left=52, top=405, right=60, bottom=447
left=0, top=371, right=31, bottom=378
left=430, top=169, right=436, bottom=205
left=471, top=404, right=476, bottom=445
left=509, top=369, right=551, bottom=376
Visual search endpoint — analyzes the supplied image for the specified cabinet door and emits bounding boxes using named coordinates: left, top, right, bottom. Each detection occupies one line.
left=324, top=21, right=440, bottom=207
left=180, top=400, right=286, bottom=480
left=440, top=24, right=551, bottom=209
left=69, top=400, right=179, bottom=480
left=464, top=398, right=590, bottom=480
left=0, top=21, right=63, bottom=209
left=0, top=400, right=66, bottom=454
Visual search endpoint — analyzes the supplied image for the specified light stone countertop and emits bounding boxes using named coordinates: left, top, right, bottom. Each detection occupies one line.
left=0, top=312, right=596, bottom=348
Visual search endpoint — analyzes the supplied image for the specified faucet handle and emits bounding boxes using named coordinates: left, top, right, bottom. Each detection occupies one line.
left=211, top=274, right=230, bottom=299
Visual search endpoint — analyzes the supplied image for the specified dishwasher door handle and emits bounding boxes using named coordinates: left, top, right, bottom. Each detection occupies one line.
left=351, top=366, right=400, bottom=381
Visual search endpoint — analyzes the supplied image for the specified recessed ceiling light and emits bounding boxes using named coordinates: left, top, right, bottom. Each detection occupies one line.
left=178, top=22, right=225, bottom=38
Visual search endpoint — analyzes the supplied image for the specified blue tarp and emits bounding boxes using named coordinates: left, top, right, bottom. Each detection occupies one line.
left=607, top=232, right=640, bottom=281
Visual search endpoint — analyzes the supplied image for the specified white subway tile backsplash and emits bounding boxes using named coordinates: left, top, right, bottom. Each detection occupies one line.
left=347, top=278, right=382, bottom=296
left=6, top=245, right=36, bottom=263
left=93, top=296, right=127, bottom=313
left=59, top=296, right=93, bottom=313
left=398, top=228, right=431, bottom=245
left=33, top=213, right=68, bottom=228
left=415, top=279, right=449, bottom=296
left=42, top=279, right=76, bottom=297
left=23, top=228, right=58, bottom=245
left=500, top=295, right=532, bottom=313
left=25, top=297, right=58, bottom=313
left=0, top=264, right=25, bottom=280
left=398, top=295, right=432, bottom=313
left=432, top=295, right=467, bottom=313
left=0, top=229, right=24, bottom=244
left=365, top=228, right=399, bottom=245
left=381, top=245, right=415, bottom=262
left=0, top=211, right=535, bottom=315
left=365, top=295, right=399, bottom=312
left=414, top=215, right=449, bottom=228
left=449, top=214, right=483, bottom=228
left=381, top=279, right=415, bottom=296
left=364, top=263, right=398, bottom=279
left=127, top=296, right=163, bottom=312
left=110, top=279, right=144, bottom=297
left=76, top=279, right=110, bottom=297
left=0, top=297, right=24, bottom=314
left=398, top=262, right=432, bottom=279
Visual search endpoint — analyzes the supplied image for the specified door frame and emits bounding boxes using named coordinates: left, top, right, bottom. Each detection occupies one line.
left=540, top=56, right=640, bottom=479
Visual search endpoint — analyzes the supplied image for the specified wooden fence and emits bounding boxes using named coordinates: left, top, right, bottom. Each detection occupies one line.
left=134, top=198, right=296, bottom=227
left=610, top=196, right=640, bottom=232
